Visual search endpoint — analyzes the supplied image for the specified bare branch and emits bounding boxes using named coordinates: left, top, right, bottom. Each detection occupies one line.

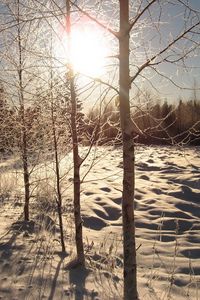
left=129, top=0, right=157, bottom=33
left=130, top=20, right=200, bottom=83
left=69, top=0, right=118, bottom=38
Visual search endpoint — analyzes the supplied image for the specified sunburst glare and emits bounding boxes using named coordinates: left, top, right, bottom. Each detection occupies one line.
left=54, top=23, right=109, bottom=77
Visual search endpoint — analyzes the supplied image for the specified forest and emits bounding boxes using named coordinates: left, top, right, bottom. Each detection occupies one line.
left=1, top=83, right=200, bottom=156
left=0, top=1, right=200, bottom=300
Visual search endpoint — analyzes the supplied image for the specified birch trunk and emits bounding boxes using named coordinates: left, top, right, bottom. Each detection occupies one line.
left=119, top=1, right=138, bottom=299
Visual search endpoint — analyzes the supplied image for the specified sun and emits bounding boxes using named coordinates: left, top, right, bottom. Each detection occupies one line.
left=55, top=24, right=108, bottom=77
left=70, top=27, right=108, bottom=77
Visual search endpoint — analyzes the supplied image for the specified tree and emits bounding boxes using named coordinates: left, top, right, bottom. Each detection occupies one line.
left=118, top=1, right=138, bottom=298
left=49, top=64, right=68, bottom=255
left=0, top=0, right=46, bottom=221
left=66, top=0, right=85, bottom=265
left=0, top=84, right=15, bottom=153
left=1, top=0, right=199, bottom=298
left=68, top=0, right=199, bottom=298
left=16, top=0, right=30, bottom=221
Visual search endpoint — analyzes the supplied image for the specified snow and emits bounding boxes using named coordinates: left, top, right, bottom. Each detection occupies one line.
left=0, top=145, right=199, bottom=299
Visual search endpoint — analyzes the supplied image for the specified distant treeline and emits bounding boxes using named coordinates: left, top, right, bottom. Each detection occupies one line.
left=136, top=99, right=200, bottom=145
left=1, top=85, right=200, bottom=155
left=85, top=98, right=200, bottom=146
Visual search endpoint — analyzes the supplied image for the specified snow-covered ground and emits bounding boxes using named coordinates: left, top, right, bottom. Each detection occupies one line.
left=0, top=145, right=199, bottom=299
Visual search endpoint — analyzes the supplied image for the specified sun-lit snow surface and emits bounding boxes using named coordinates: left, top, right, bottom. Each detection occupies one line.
left=0, top=145, right=199, bottom=299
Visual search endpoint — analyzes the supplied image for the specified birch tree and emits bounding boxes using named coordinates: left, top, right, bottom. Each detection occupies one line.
left=1, top=0, right=199, bottom=298
left=0, top=0, right=48, bottom=221
left=68, top=1, right=200, bottom=299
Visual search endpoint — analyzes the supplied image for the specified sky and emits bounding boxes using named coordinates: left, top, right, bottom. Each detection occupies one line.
left=127, top=0, right=200, bottom=103
left=0, top=0, right=199, bottom=105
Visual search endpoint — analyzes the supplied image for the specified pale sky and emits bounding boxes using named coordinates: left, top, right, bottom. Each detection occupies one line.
left=0, top=0, right=199, bottom=105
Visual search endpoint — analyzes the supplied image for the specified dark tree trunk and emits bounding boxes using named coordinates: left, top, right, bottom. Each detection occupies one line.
left=70, top=77, right=85, bottom=265
left=66, top=0, right=85, bottom=265
left=17, top=0, right=30, bottom=221
left=22, top=140, right=30, bottom=221
left=51, top=103, right=66, bottom=253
